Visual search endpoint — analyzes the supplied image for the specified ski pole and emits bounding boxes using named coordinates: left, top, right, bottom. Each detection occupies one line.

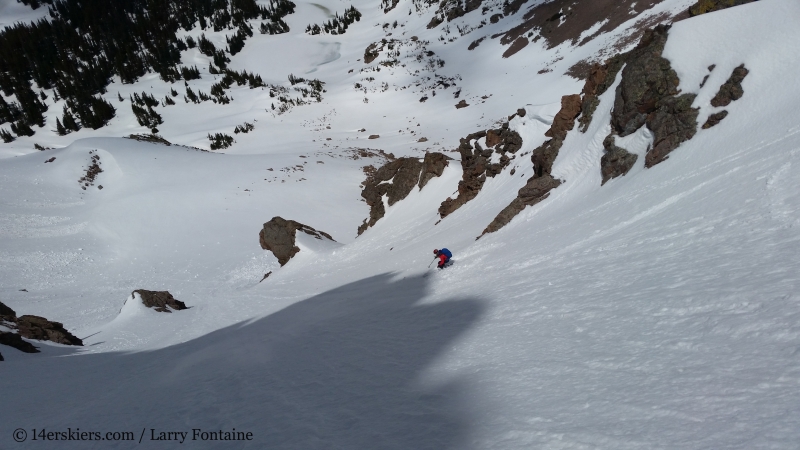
left=427, top=256, right=438, bottom=268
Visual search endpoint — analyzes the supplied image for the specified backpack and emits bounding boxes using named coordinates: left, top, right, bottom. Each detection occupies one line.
left=439, top=248, right=452, bottom=259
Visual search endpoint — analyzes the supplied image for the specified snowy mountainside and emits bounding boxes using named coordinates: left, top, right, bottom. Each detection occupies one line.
left=2, top=0, right=800, bottom=448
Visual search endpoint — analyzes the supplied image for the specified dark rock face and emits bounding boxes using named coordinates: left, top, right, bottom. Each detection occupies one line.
left=0, top=300, right=82, bottom=353
left=0, top=331, right=40, bottom=353
left=644, top=93, right=699, bottom=167
left=455, top=100, right=469, bottom=109
left=16, top=315, right=83, bottom=345
left=600, top=134, right=638, bottom=185
left=498, top=0, right=664, bottom=52
left=531, top=93, right=582, bottom=177
left=427, top=0, right=483, bottom=29
left=260, top=217, right=335, bottom=264
left=482, top=175, right=561, bottom=235
left=133, top=290, right=188, bottom=313
left=611, top=25, right=679, bottom=135
left=485, top=129, right=501, bottom=148
left=439, top=130, right=513, bottom=219
left=545, top=94, right=582, bottom=138
left=689, top=0, right=758, bottom=16
left=710, top=64, right=748, bottom=107
left=364, top=40, right=386, bottom=64
left=702, top=110, right=729, bottom=129
left=610, top=25, right=699, bottom=167
left=482, top=94, right=582, bottom=236
left=578, top=54, right=627, bottom=132
left=531, top=137, right=564, bottom=178
left=359, top=158, right=420, bottom=234
left=359, top=154, right=449, bottom=234
left=419, top=152, right=449, bottom=189
left=485, top=125, right=523, bottom=154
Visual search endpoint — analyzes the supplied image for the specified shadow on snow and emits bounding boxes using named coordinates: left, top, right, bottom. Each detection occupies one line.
left=2, top=273, right=484, bottom=450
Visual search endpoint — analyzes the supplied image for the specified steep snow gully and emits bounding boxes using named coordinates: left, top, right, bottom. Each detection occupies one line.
left=1, top=0, right=800, bottom=449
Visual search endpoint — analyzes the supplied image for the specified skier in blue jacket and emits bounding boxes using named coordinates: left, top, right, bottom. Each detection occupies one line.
left=433, top=248, right=452, bottom=269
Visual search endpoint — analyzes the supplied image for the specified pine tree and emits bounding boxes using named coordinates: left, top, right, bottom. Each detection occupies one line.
left=56, top=117, right=67, bottom=135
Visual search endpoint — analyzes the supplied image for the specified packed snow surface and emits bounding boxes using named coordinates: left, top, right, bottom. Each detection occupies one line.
left=1, top=0, right=799, bottom=448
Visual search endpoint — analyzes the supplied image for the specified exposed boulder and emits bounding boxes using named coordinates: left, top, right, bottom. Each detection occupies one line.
left=455, top=100, right=469, bottom=109
left=0, top=331, right=40, bottom=353
left=710, top=64, right=748, bottom=107
left=132, top=290, right=188, bottom=313
left=364, top=40, right=386, bottom=64
left=600, top=134, right=639, bottom=185
left=689, top=0, right=759, bottom=16
left=702, top=110, right=729, bottom=129
left=610, top=25, right=699, bottom=167
left=481, top=174, right=561, bottom=235
left=16, top=315, right=83, bottom=345
left=260, top=217, right=335, bottom=264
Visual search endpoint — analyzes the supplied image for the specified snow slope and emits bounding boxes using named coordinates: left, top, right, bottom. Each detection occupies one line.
left=1, top=0, right=800, bottom=448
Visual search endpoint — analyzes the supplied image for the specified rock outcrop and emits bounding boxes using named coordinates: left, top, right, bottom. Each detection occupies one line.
left=689, top=0, right=759, bottom=16
left=481, top=174, right=561, bottom=235
left=133, top=290, right=188, bottom=313
left=577, top=54, right=628, bottom=132
left=427, top=0, right=482, bottom=29
left=359, top=153, right=449, bottom=234
left=545, top=94, right=582, bottom=139
left=600, top=134, right=639, bottom=185
left=16, top=315, right=84, bottom=345
left=710, top=64, right=748, bottom=107
left=418, top=152, right=449, bottom=189
left=702, top=110, right=729, bottom=129
left=0, top=300, right=83, bottom=352
left=439, top=123, right=522, bottom=219
left=260, top=216, right=335, bottom=264
left=609, top=25, right=699, bottom=168
left=481, top=95, right=580, bottom=236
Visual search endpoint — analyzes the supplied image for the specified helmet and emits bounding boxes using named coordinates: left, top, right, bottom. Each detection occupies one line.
left=433, top=249, right=439, bottom=254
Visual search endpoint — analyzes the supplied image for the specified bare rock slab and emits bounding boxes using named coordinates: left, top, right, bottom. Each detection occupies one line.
left=16, top=315, right=83, bottom=345
left=261, top=217, right=335, bottom=265
left=133, top=290, right=188, bottom=313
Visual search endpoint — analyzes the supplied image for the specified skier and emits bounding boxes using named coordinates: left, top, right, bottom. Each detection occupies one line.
left=433, top=248, right=452, bottom=269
